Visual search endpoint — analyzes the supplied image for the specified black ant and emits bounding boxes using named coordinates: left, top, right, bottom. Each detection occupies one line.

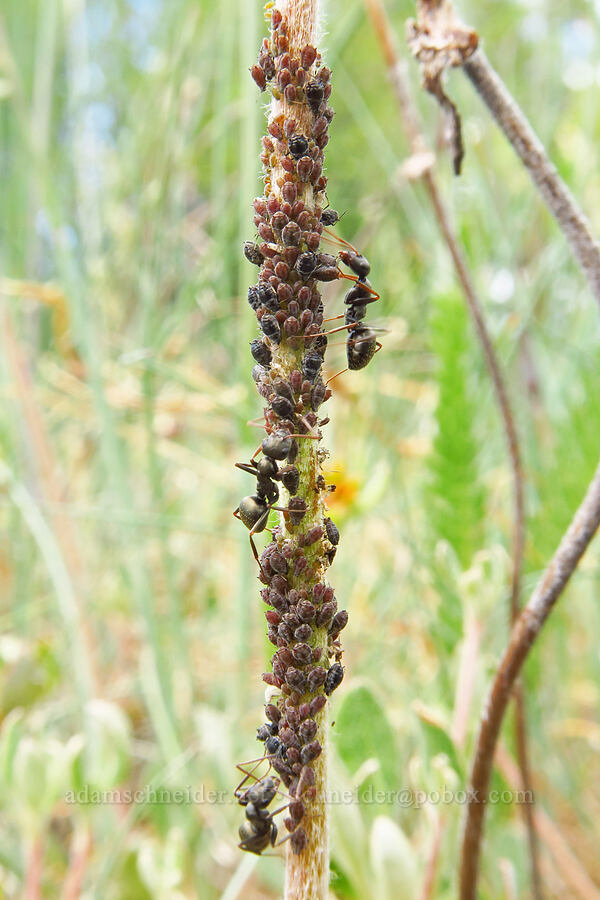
left=235, top=762, right=294, bottom=856
left=236, top=776, right=287, bottom=855
left=236, top=456, right=280, bottom=505
left=234, top=430, right=314, bottom=567
left=313, top=230, right=384, bottom=381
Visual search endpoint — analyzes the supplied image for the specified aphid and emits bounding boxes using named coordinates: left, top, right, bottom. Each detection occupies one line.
left=288, top=135, right=309, bottom=159
left=251, top=65, right=267, bottom=91
left=302, top=351, right=323, bottom=383
left=271, top=394, right=295, bottom=419
left=265, top=734, right=286, bottom=758
left=297, top=156, right=314, bottom=182
left=261, top=314, right=282, bottom=344
left=244, top=241, right=265, bottom=266
left=248, top=285, right=262, bottom=311
left=297, top=252, right=318, bottom=280
left=317, top=252, right=336, bottom=268
left=301, top=44, right=317, bottom=69
left=305, top=80, right=324, bottom=115
left=250, top=338, right=272, bottom=367
left=313, top=265, right=339, bottom=282
left=282, top=222, right=301, bottom=246
left=257, top=723, right=275, bottom=742
left=324, top=662, right=344, bottom=696
left=258, top=282, right=279, bottom=311
left=324, top=517, right=340, bottom=546
left=279, top=464, right=300, bottom=494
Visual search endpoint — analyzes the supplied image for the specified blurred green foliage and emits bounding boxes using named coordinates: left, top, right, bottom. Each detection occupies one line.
left=1, top=0, right=600, bottom=897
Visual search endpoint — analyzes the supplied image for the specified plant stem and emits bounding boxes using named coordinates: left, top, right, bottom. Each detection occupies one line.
left=363, top=2, right=538, bottom=890
left=496, top=746, right=600, bottom=900
left=24, top=835, right=44, bottom=900
left=274, top=7, right=329, bottom=895
left=62, top=825, right=92, bottom=900
left=463, top=49, right=600, bottom=310
left=242, top=1, right=341, bottom=897
left=460, top=459, right=600, bottom=899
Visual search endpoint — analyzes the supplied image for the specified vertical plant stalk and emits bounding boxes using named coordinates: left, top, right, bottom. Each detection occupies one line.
left=459, top=459, right=600, bottom=899
left=239, top=3, right=348, bottom=899
left=62, top=826, right=93, bottom=900
left=462, top=50, right=600, bottom=310
left=404, top=4, right=600, bottom=895
left=24, top=835, right=44, bottom=900
left=363, top=1, right=539, bottom=892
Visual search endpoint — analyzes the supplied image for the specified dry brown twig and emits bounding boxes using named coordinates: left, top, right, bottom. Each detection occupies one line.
left=496, top=746, right=600, bottom=900
left=460, top=461, right=600, bottom=898
left=403, top=2, right=600, bottom=898
left=406, top=0, right=477, bottom=174
left=363, top=0, right=540, bottom=895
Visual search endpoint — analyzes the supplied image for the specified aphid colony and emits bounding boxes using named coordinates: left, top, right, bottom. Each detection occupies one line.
left=233, top=7, right=370, bottom=857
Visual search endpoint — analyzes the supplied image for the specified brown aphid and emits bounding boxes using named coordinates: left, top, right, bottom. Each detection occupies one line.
left=268, top=120, right=284, bottom=140
left=278, top=67, right=292, bottom=90
left=282, top=222, right=301, bottom=246
left=272, top=257, right=289, bottom=278
left=282, top=182, right=297, bottom=204
left=277, top=282, right=293, bottom=303
left=297, top=156, right=314, bottom=182
left=283, top=116, right=297, bottom=138
left=271, top=211, right=288, bottom=234
left=251, top=64, right=267, bottom=91
left=312, top=116, right=328, bottom=137
left=301, top=44, right=317, bottom=68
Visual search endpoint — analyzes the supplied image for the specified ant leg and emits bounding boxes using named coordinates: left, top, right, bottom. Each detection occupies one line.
left=339, top=271, right=380, bottom=300
left=236, top=757, right=273, bottom=776
left=322, top=228, right=359, bottom=253
left=235, top=462, right=258, bottom=476
left=325, top=367, right=348, bottom=386
left=273, top=830, right=297, bottom=849
left=250, top=442, right=266, bottom=462
left=249, top=507, right=273, bottom=572
left=322, top=322, right=357, bottom=338
left=269, top=803, right=291, bottom=817
left=294, top=323, right=354, bottom=342
left=249, top=533, right=262, bottom=570
left=235, top=759, right=273, bottom=798
left=235, top=763, right=294, bottom=805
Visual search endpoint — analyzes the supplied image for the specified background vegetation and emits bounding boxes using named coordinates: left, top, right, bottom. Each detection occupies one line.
left=1, top=0, right=600, bottom=896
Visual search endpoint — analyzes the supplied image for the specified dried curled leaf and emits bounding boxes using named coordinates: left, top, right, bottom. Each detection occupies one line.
left=406, top=0, right=478, bottom=174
